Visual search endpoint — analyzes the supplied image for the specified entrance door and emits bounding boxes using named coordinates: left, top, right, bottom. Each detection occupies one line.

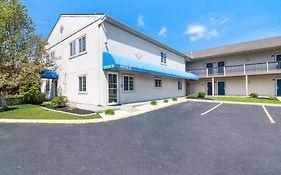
left=218, top=61, right=225, bottom=75
left=207, top=63, right=213, bottom=75
left=277, top=79, right=281, bottom=96
left=217, top=81, right=225, bottom=95
left=108, top=72, right=118, bottom=104
left=207, top=82, right=212, bottom=95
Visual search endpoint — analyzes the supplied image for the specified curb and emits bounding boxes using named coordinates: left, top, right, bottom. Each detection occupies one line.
left=39, top=106, right=97, bottom=117
left=186, top=98, right=281, bottom=107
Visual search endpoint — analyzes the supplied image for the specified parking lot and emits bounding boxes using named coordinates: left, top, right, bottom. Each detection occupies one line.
left=1, top=101, right=281, bottom=175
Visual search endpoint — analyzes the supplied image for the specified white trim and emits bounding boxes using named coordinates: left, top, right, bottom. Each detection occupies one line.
left=78, top=74, right=87, bottom=93
left=107, top=72, right=119, bottom=105
left=78, top=35, right=87, bottom=54
left=69, top=40, right=76, bottom=58
left=122, top=74, right=135, bottom=93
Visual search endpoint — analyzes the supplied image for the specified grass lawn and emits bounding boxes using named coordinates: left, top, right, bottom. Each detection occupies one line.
left=206, top=96, right=281, bottom=105
left=0, top=105, right=101, bottom=120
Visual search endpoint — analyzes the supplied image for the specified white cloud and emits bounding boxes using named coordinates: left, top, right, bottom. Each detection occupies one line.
left=158, top=27, right=167, bottom=37
left=185, top=13, right=232, bottom=42
left=137, top=14, right=144, bottom=27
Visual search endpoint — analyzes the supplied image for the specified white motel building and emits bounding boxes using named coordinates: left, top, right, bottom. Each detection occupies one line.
left=41, top=14, right=281, bottom=110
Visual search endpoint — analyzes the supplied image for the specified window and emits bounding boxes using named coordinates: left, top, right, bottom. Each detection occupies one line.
left=45, top=54, right=50, bottom=63
left=79, top=36, right=86, bottom=53
left=155, top=78, right=162, bottom=88
left=69, top=40, right=76, bottom=57
left=123, top=75, right=134, bottom=92
left=79, top=76, right=87, bottom=92
left=50, top=51, right=56, bottom=63
left=160, top=52, right=167, bottom=64
left=45, top=80, right=50, bottom=92
left=178, top=81, right=182, bottom=90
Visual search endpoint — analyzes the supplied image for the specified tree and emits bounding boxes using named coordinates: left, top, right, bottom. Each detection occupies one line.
left=0, top=0, right=47, bottom=111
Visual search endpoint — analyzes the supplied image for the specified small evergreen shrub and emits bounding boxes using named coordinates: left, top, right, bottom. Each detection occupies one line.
left=172, top=97, right=177, bottom=101
left=105, top=109, right=115, bottom=115
left=186, top=94, right=198, bottom=99
left=51, top=96, right=68, bottom=108
left=42, top=101, right=52, bottom=106
left=5, top=95, right=24, bottom=105
left=198, top=91, right=206, bottom=98
left=164, top=99, right=169, bottom=103
left=150, top=100, right=157, bottom=105
left=269, top=96, right=278, bottom=100
left=250, top=92, right=258, bottom=98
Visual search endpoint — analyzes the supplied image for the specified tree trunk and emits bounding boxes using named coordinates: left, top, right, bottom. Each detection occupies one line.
left=0, top=91, right=8, bottom=111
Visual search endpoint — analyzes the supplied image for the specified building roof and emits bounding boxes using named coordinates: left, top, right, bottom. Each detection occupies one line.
left=49, top=14, right=188, bottom=59
left=186, top=36, right=281, bottom=59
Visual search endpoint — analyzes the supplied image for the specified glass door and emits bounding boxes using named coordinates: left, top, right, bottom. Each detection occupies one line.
left=107, top=72, right=118, bottom=105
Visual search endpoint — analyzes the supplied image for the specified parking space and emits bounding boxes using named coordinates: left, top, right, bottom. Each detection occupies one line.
left=1, top=101, right=281, bottom=175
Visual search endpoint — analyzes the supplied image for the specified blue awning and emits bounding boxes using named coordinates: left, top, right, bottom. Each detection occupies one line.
left=40, top=70, right=59, bottom=79
left=102, top=52, right=198, bottom=80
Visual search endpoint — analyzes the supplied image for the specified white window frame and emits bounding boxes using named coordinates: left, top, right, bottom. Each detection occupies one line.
left=50, top=51, right=56, bottom=63
left=160, top=51, right=167, bottom=65
left=69, top=40, right=76, bottom=58
left=78, top=35, right=87, bottom=54
left=45, top=80, right=50, bottom=92
left=155, top=78, right=162, bottom=88
left=78, top=75, right=87, bottom=93
left=178, top=80, right=183, bottom=90
left=123, top=74, right=134, bottom=92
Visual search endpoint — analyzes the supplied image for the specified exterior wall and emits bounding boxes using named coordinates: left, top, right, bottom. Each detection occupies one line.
left=44, top=16, right=102, bottom=108
left=189, top=74, right=281, bottom=96
left=189, top=49, right=281, bottom=70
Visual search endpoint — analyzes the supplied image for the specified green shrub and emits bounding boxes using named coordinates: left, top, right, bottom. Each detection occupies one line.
left=5, top=95, right=24, bottom=106
left=250, top=92, right=258, bottom=98
left=164, top=99, right=169, bottom=103
left=198, top=91, right=206, bottom=98
left=29, top=92, right=45, bottom=105
left=186, top=94, right=198, bottom=99
left=150, top=100, right=157, bottom=105
left=42, top=101, right=52, bottom=106
left=269, top=96, right=278, bottom=100
left=51, top=96, right=68, bottom=108
left=172, top=97, right=177, bottom=101
left=105, top=109, right=115, bottom=115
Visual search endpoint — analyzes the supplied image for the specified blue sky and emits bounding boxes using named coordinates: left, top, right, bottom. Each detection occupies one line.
left=21, top=0, right=281, bottom=52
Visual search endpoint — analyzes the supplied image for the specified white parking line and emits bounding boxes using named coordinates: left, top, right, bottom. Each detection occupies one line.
left=201, top=103, right=223, bottom=116
left=262, top=105, right=275, bottom=124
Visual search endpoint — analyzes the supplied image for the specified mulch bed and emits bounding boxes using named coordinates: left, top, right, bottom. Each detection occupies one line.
left=42, top=105, right=95, bottom=115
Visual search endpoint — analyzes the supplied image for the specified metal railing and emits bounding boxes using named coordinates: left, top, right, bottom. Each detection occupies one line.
left=188, top=61, right=281, bottom=78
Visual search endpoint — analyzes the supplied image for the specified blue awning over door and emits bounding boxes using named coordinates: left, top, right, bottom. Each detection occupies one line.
left=102, top=52, right=198, bottom=80
left=40, top=70, right=59, bottom=79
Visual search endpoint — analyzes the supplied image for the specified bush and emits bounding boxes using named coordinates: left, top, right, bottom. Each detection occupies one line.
left=164, top=99, right=169, bottom=103
left=28, top=92, right=45, bottom=105
left=198, top=91, right=206, bottom=98
left=186, top=94, right=198, bottom=99
left=172, top=97, right=177, bottom=101
left=105, top=109, right=115, bottom=115
left=42, top=101, right=52, bottom=106
left=5, top=95, right=24, bottom=106
left=269, top=96, right=278, bottom=100
left=150, top=100, right=157, bottom=105
left=250, top=92, right=258, bottom=98
left=51, top=96, right=68, bottom=108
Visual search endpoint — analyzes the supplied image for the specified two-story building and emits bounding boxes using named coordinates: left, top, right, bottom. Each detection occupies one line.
left=40, top=14, right=198, bottom=110
left=187, top=36, right=281, bottom=97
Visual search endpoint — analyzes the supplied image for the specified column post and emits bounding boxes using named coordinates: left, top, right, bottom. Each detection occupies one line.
left=245, top=75, right=248, bottom=97
left=212, top=77, right=215, bottom=97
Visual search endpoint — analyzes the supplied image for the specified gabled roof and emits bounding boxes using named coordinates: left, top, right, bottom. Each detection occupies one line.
left=186, top=36, right=281, bottom=59
left=48, top=14, right=188, bottom=59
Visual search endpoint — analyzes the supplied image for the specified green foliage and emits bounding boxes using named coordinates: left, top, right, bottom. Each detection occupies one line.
left=51, top=96, right=68, bottom=108
left=198, top=91, right=206, bottom=98
left=150, top=100, right=157, bottom=105
left=4, top=95, right=24, bottom=105
left=269, top=96, right=278, bottom=100
left=42, top=101, right=52, bottom=106
left=186, top=94, right=198, bottom=99
left=172, top=97, right=177, bottom=101
left=164, top=99, right=169, bottom=103
left=250, top=92, right=258, bottom=98
left=105, top=109, right=115, bottom=115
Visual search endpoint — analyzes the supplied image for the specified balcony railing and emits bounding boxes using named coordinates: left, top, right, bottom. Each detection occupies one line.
left=188, top=61, right=281, bottom=78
